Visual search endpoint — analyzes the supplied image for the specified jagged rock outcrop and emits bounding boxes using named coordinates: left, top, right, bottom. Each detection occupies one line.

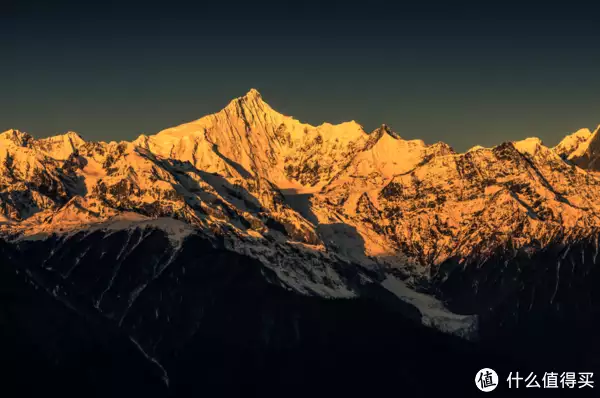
left=2, top=89, right=600, bottom=338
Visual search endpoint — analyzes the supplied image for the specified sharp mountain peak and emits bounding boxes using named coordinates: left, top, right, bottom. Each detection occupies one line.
left=227, top=88, right=266, bottom=109
left=372, top=123, right=402, bottom=140
left=3, top=91, right=600, bottom=163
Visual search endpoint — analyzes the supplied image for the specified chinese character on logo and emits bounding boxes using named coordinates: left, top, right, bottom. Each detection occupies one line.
left=578, top=372, right=594, bottom=388
left=475, top=368, right=498, bottom=392
left=525, top=372, right=540, bottom=388
left=560, top=372, right=576, bottom=388
left=507, top=371, right=524, bottom=388
left=543, top=372, right=559, bottom=388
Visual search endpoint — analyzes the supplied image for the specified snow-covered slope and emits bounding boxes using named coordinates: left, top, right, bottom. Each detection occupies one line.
left=319, top=137, right=600, bottom=271
left=2, top=90, right=600, bottom=340
left=568, top=125, right=600, bottom=170
left=136, top=89, right=371, bottom=189
left=553, top=127, right=593, bottom=158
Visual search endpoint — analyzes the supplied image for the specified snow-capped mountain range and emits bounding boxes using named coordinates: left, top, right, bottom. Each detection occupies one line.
left=4, top=89, right=600, bottom=395
left=2, top=89, right=600, bottom=340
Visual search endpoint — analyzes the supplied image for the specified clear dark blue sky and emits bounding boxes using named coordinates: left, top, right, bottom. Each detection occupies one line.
left=3, top=1, right=600, bottom=151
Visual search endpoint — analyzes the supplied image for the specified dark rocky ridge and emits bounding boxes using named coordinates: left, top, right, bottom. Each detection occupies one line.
left=0, top=238, right=167, bottom=398
left=2, top=228, right=599, bottom=397
left=433, top=237, right=600, bottom=373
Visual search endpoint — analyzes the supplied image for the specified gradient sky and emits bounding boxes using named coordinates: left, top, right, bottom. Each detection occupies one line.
left=3, top=1, right=600, bottom=151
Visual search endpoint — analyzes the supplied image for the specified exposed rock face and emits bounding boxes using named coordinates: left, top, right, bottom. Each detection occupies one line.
left=568, top=125, right=600, bottom=171
left=553, top=127, right=592, bottom=158
left=2, top=90, right=600, bottom=395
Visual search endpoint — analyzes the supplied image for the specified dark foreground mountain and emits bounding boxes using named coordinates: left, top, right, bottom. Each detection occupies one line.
left=4, top=228, right=599, bottom=397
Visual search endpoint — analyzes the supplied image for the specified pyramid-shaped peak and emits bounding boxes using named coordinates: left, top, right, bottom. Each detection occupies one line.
left=372, top=124, right=402, bottom=140
left=515, top=136, right=544, bottom=145
left=229, top=88, right=264, bottom=105
left=378, top=124, right=392, bottom=133
left=45, top=131, right=85, bottom=141
left=513, top=137, right=544, bottom=156
left=226, top=88, right=269, bottom=110
left=36, top=131, right=86, bottom=149
left=244, top=88, right=262, bottom=99
left=65, top=130, right=84, bottom=138
left=63, top=131, right=85, bottom=142
left=216, top=88, right=294, bottom=127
